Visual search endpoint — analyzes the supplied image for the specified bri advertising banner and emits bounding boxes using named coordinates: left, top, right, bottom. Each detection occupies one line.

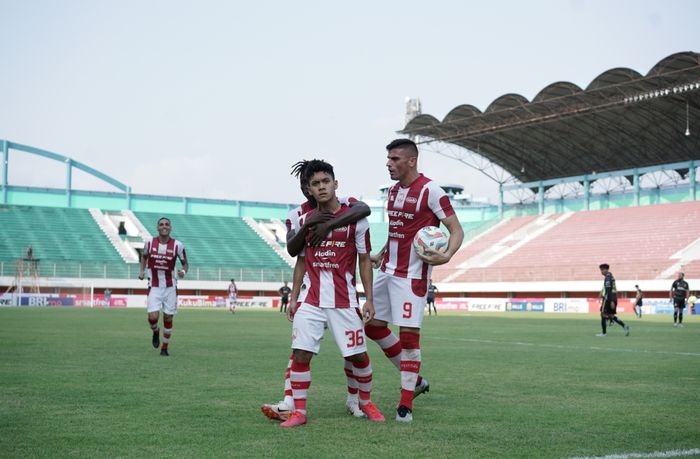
left=544, top=298, right=590, bottom=314
left=0, top=293, right=127, bottom=307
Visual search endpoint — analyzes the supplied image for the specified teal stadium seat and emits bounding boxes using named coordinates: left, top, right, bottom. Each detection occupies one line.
left=0, top=205, right=122, bottom=264
left=0, top=205, right=123, bottom=278
left=134, top=213, right=291, bottom=279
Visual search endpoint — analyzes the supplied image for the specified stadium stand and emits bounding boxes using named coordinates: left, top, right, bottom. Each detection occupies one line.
left=0, top=205, right=123, bottom=262
left=445, top=201, right=700, bottom=282
left=0, top=205, right=125, bottom=278
left=371, top=220, right=496, bottom=256
left=432, top=215, right=538, bottom=282
left=0, top=206, right=295, bottom=282
left=679, top=260, right=700, bottom=280
left=133, top=212, right=291, bottom=273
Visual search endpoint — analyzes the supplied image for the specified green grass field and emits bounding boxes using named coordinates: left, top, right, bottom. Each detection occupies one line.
left=1, top=308, right=699, bottom=458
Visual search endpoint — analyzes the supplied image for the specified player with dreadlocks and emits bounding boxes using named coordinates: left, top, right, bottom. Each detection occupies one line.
left=261, top=159, right=373, bottom=422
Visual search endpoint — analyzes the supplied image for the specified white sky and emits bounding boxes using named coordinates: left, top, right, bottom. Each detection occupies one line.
left=1, top=0, right=698, bottom=204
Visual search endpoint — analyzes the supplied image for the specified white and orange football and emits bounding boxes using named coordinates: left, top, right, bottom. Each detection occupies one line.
left=413, top=226, right=449, bottom=257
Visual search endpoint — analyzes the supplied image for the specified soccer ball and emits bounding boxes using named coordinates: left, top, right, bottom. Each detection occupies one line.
left=413, top=226, right=449, bottom=257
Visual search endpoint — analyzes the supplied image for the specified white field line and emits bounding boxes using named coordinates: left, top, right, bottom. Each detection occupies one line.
left=429, top=336, right=700, bottom=357
left=568, top=447, right=700, bottom=459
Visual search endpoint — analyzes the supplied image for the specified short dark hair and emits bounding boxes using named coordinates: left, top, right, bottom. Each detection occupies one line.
left=230, top=278, right=235, bottom=282
left=303, top=159, right=335, bottom=185
left=157, top=217, right=171, bottom=225
left=386, top=138, right=419, bottom=156
left=635, top=284, right=639, bottom=288
left=599, top=263, right=609, bottom=270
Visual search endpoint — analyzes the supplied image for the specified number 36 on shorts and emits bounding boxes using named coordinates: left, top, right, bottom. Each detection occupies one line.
left=345, top=329, right=365, bottom=347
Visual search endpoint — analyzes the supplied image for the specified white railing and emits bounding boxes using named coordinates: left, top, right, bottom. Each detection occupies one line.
left=88, top=209, right=139, bottom=263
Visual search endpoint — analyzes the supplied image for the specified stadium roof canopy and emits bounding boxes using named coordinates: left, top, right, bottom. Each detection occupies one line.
left=402, top=52, right=700, bottom=184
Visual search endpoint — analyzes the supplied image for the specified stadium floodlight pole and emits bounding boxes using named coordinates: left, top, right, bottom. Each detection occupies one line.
left=498, top=184, right=504, bottom=218
left=65, top=158, right=72, bottom=208
left=691, top=160, right=697, bottom=201
left=1, top=139, right=8, bottom=205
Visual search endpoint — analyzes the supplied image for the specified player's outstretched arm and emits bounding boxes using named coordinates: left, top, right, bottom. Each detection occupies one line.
left=418, top=214, right=464, bottom=266
left=308, top=201, right=371, bottom=247
left=358, top=253, right=375, bottom=322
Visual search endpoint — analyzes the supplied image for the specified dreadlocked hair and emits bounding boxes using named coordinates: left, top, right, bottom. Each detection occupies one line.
left=290, top=160, right=309, bottom=180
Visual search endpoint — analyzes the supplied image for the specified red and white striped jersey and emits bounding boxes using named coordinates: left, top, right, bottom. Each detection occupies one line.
left=228, top=283, right=238, bottom=296
left=285, top=196, right=358, bottom=234
left=380, top=174, right=455, bottom=280
left=144, top=237, right=187, bottom=288
left=299, top=205, right=371, bottom=309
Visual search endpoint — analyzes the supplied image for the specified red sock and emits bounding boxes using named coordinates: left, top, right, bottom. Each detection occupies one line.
left=399, top=331, right=421, bottom=410
left=148, top=316, right=159, bottom=334
left=162, top=319, right=172, bottom=350
left=284, top=354, right=293, bottom=400
left=344, top=357, right=359, bottom=398
left=365, top=324, right=402, bottom=368
left=290, top=360, right=311, bottom=414
left=365, top=324, right=422, bottom=387
left=352, top=354, right=372, bottom=405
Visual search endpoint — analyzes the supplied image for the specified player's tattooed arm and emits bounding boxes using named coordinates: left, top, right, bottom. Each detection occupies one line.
left=418, top=214, right=464, bottom=266
left=308, top=201, right=371, bottom=247
left=286, top=211, right=335, bottom=257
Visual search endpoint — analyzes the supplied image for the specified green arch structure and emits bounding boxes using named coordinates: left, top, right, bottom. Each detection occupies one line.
left=0, top=139, right=298, bottom=220
left=1, top=139, right=131, bottom=207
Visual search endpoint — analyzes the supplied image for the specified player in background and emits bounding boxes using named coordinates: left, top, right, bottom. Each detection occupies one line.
left=597, top=263, right=629, bottom=337
left=228, top=279, right=238, bottom=314
left=366, top=138, right=464, bottom=422
left=633, top=284, right=643, bottom=318
left=278, top=281, right=291, bottom=313
left=426, top=279, right=438, bottom=316
left=280, top=159, right=383, bottom=428
left=670, top=272, right=689, bottom=327
left=688, top=292, right=697, bottom=315
left=138, top=217, right=188, bottom=356
left=261, top=160, right=372, bottom=422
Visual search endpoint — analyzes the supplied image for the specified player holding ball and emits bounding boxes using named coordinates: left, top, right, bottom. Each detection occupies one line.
left=365, top=139, right=464, bottom=422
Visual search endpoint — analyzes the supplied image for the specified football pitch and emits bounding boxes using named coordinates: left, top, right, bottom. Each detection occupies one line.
left=1, top=308, right=699, bottom=458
